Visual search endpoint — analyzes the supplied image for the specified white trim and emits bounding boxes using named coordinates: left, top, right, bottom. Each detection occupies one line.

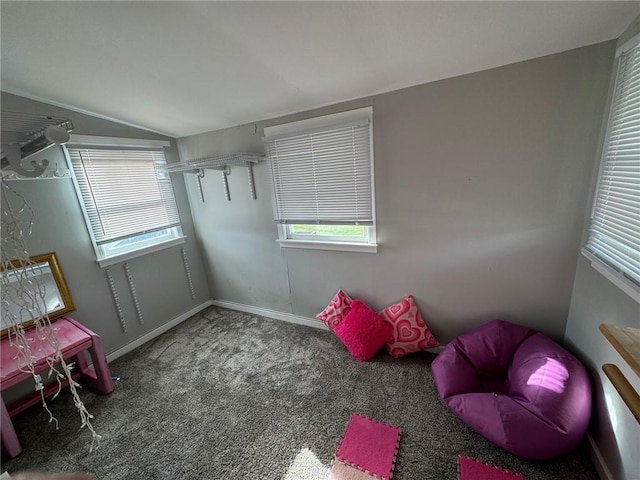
left=0, top=86, right=175, bottom=138
left=212, top=299, right=443, bottom=355
left=263, top=106, right=372, bottom=138
left=104, top=299, right=443, bottom=363
left=588, top=53, right=622, bottom=222
left=63, top=143, right=184, bottom=267
left=587, top=434, right=614, bottom=480
left=616, top=32, right=640, bottom=57
left=266, top=106, right=377, bottom=247
left=63, top=145, right=103, bottom=260
left=106, top=300, right=213, bottom=362
left=210, top=299, right=328, bottom=331
left=96, top=236, right=186, bottom=268
left=1, top=175, right=72, bottom=181
left=278, top=239, right=378, bottom=253
left=283, top=223, right=375, bottom=245
left=368, top=109, right=377, bottom=245
left=286, top=227, right=370, bottom=243
left=68, top=134, right=170, bottom=149
left=581, top=249, right=640, bottom=304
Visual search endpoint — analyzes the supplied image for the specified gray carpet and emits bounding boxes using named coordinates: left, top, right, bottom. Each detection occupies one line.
left=3, top=307, right=598, bottom=479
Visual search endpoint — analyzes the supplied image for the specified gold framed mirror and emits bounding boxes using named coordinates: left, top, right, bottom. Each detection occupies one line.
left=1, top=252, right=75, bottom=337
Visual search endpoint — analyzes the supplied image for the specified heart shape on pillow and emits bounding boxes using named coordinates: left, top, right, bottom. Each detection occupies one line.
left=378, top=294, right=439, bottom=358
left=418, top=336, right=439, bottom=349
left=385, top=299, right=410, bottom=322
left=316, top=289, right=353, bottom=331
left=396, top=319, right=421, bottom=342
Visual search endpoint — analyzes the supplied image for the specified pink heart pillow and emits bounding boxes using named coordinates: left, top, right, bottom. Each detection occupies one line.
left=316, top=289, right=353, bottom=330
left=378, top=295, right=439, bottom=358
left=334, top=300, right=393, bottom=361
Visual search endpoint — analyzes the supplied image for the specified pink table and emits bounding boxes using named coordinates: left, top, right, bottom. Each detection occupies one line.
left=1, top=317, right=114, bottom=458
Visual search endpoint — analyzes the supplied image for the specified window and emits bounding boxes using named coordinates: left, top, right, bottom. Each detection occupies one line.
left=583, top=39, right=640, bottom=301
left=65, top=136, right=184, bottom=267
left=264, top=107, right=377, bottom=252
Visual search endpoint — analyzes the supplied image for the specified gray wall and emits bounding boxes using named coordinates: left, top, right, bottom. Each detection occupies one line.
left=1, top=93, right=210, bottom=358
left=564, top=17, right=640, bottom=480
left=177, top=41, right=615, bottom=343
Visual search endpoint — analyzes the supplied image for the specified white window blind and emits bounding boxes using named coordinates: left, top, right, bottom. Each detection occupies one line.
left=586, top=42, right=640, bottom=287
left=265, top=118, right=374, bottom=225
left=67, top=147, right=181, bottom=245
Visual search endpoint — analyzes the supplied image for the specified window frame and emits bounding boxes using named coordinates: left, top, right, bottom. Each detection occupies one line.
left=582, top=35, right=640, bottom=303
left=277, top=224, right=377, bottom=253
left=285, top=224, right=372, bottom=243
left=64, top=135, right=185, bottom=267
left=265, top=107, right=378, bottom=253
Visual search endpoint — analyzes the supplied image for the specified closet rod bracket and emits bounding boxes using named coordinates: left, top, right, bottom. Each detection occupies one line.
left=164, top=152, right=265, bottom=203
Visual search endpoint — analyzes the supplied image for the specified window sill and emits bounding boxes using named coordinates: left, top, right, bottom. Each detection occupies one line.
left=582, top=249, right=640, bottom=304
left=97, top=236, right=186, bottom=268
left=277, top=239, right=378, bottom=253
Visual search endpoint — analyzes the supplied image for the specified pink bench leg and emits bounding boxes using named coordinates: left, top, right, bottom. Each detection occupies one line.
left=86, top=334, right=114, bottom=394
left=66, top=318, right=114, bottom=394
left=1, top=395, right=22, bottom=458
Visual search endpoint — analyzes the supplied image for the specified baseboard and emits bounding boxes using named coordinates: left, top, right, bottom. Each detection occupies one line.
left=587, top=433, right=614, bottom=480
left=106, top=300, right=213, bottom=362
left=209, top=300, right=445, bottom=357
left=110, top=298, right=441, bottom=359
left=210, top=299, right=328, bottom=331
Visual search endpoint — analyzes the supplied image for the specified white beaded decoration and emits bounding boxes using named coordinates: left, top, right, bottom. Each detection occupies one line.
left=1, top=180, right=101, bottom=451
left=105, top=268, right=127, bottom=332
left=124, top=263, right=143, bottom=325
left=181, top=247, right=196, bottom=299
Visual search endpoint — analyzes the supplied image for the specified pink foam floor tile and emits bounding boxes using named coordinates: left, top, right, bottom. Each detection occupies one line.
left=328, top=459, right=377, bottom=480
left=335, top=413, right=401, bottom=480
left=457, top=455, right=528, bottom=480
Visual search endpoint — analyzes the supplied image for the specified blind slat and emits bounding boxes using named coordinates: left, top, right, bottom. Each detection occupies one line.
left=266, top=118, right=374, bottom=225
left=587, top=43, right=640, bottom=286
left=68, top=147, right=181, bottom=245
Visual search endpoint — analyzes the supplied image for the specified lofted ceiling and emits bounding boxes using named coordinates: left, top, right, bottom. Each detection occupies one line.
left=1, top=1, right=638, bottom=138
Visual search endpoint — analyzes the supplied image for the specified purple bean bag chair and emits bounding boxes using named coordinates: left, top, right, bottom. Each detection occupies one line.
left=431, top=320, right=591, bottom=459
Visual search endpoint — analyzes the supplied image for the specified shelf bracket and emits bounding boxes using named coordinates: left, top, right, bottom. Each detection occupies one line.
left=164, top=153, right=265, bottom=203
left=245, top=162, right=257, bottom=200
left=212, top=166, right=231, bottom=201
left=196, top=169, right=205, bottom=203
left=221, top=168, right=230, bottom=202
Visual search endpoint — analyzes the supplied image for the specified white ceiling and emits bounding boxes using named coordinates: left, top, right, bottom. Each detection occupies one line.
left=1, top=2, right=638, bottom=138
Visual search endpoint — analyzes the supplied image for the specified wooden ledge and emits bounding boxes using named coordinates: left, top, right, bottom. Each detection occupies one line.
left=602, top=364, right=640, bottom=424
left=599, top=324, right=640, bottom=377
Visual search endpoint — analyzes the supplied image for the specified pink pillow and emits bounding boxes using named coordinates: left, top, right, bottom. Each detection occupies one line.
left=378, top=295, right=439, bottom=358
left=334, top=300, right=393, bottom=361
left=316, top=289, right=353, bottom=330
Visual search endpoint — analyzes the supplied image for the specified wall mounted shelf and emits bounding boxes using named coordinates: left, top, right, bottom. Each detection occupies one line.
left=1, top=111, right=74, bottom=178
left=163, top=153, right=265, bottom=202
